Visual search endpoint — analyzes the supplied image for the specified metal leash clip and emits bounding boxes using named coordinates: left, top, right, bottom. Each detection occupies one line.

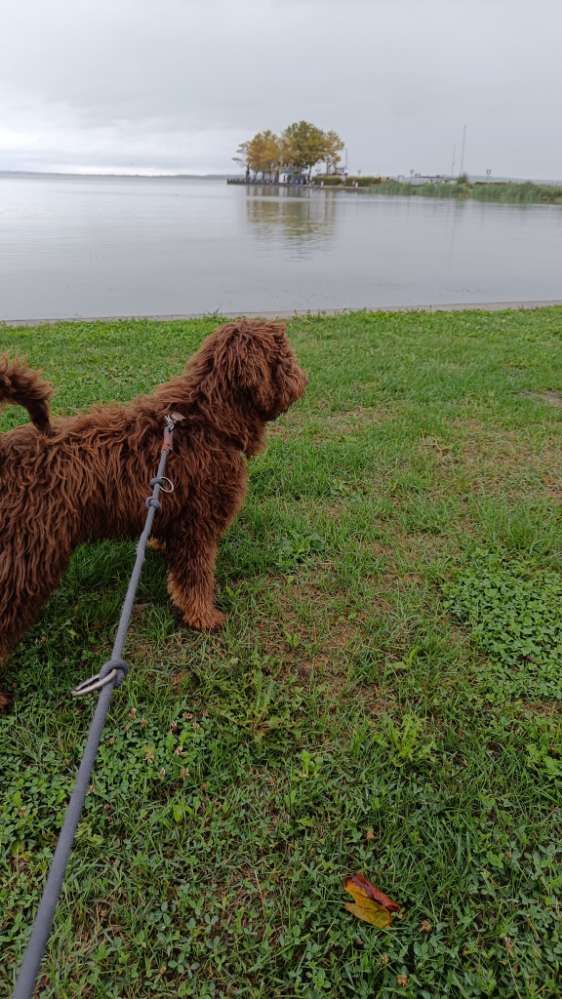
left=150, top=475, right=174, bottom=493
left=72, top=658, right=129, bottom=697
left=162, top=411, right=184, bottom=451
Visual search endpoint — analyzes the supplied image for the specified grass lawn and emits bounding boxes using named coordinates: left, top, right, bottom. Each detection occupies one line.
left=1, top=309, right=562, bottom=997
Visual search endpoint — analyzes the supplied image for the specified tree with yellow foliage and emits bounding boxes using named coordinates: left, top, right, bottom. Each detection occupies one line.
left=323, top=130, right=345, bottom=175
left=248, top=130, right=282, bottom=180
left=234, top=122, right=344, bottom=182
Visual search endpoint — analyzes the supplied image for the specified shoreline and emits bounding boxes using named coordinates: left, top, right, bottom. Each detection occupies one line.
left=2, top=299, right=562, bottom=327
left=229, top=176, right=562, bottom=205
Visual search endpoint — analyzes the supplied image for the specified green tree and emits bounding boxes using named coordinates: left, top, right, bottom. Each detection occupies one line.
left=281, top=121, right=326, bottom=177
left=323, top=129, right=344, bottom=174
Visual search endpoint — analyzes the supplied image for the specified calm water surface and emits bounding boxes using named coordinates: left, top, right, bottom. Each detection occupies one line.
left=1, top=174, right=561, bottom=320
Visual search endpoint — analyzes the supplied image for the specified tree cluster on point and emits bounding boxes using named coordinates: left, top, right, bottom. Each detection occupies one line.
left=234, top=121, right=345, bottom=183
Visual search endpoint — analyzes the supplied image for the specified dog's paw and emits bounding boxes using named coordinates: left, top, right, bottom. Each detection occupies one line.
left=0, top=689, right=13, bottom=714
left=183, top=608, right=227, bottom=632
left=148, top=537, right=167, bottom=553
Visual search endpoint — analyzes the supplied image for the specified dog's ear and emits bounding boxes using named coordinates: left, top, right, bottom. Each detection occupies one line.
left=223, top=328, right=276, bottom=415
left=200, top=320, right=305, bottom=422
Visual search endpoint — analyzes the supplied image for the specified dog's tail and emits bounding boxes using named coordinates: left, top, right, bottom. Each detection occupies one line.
left=0, top=355, right=53, bottom=433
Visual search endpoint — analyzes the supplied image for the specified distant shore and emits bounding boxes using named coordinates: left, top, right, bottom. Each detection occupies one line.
left=229, top=175, right=562, bottom=205
left=347, top=177, right=562, bottom=205
left=0, top=170, right=230, bottom=180
left=3, top=171, right=562, bottom=204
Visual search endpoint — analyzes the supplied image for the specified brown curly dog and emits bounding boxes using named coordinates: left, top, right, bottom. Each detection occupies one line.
left=0, top=320, right=307, bottom=679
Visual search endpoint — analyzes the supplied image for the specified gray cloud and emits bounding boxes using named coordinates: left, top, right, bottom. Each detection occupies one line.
left=1, top=0, right=561, bottom=178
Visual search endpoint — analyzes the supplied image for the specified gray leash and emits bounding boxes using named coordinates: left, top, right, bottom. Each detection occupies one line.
left=13, top=412, right=182, bottom=999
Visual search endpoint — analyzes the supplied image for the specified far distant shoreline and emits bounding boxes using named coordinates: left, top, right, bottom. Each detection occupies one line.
left=2, top=169, right=562, bottom=188
left=0, top=170, right=230, bottom=180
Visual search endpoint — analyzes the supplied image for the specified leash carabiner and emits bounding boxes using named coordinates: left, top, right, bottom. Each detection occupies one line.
left=72, top=658, right=129, bottom=697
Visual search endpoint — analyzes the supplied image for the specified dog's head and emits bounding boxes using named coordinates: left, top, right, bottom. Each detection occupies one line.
left=202, top=319, right=308, bottom=421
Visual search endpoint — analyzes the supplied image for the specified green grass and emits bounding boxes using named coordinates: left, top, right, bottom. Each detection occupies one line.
left=1, top=309, right=562, bottom=997
left=314, top=175, right=562, bottom=205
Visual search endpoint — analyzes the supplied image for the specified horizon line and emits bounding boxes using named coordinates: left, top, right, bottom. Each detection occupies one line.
left=0, top=168, right=232, bottom=179
left=2, top=168, right=562, bottom=185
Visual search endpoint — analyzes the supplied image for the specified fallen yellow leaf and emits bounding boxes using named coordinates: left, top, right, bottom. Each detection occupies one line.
left=343, top=873, right=400, bottom=929
left=344, top=899, right=392, bottom=928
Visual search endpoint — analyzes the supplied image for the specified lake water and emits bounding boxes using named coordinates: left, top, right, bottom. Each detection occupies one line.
left=1, top=173, right=561, bottom=321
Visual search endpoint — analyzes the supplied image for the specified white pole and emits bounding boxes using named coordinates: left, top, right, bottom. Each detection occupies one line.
left=460, top=124, right=467, bottom=176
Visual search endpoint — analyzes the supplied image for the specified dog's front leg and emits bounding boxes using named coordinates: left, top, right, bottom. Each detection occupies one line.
left=166, top=533, right=226, bottom=632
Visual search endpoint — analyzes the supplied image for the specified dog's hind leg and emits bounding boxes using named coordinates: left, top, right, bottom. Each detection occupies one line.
left=0, top=637, right=11, bottom=711
left=0, top=582, right=53, bottom=662
left=0, top=539, right=71, bottom=663
left=166, top=532, right=226, bottom=632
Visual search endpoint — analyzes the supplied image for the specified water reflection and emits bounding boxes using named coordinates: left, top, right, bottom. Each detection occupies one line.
left=245, top=186, right=337, bottom=253
left=2, top=175, right=562, bottom=319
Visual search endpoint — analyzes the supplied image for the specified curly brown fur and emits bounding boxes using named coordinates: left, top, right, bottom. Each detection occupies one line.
left=0, top=355, right=53, bottom=434
left=0, top=320, right=307, bottom=671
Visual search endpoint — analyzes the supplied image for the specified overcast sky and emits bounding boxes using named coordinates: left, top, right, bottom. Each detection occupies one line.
left=1, top=0, right=561, bottom=179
